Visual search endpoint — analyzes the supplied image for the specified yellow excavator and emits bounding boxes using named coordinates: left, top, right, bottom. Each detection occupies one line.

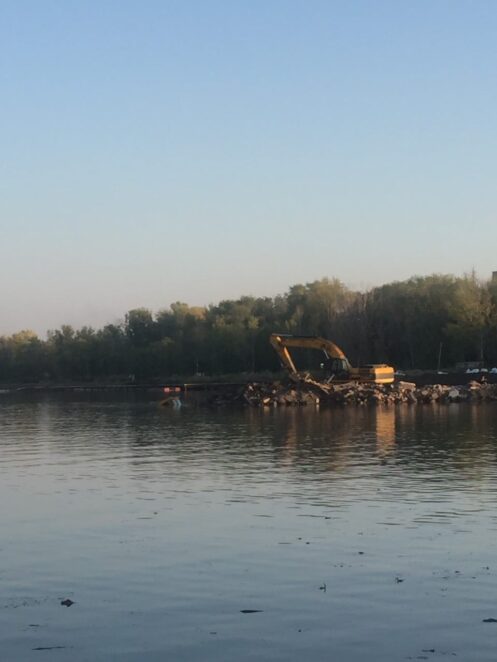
left=270, top=333, right=394, bottom=385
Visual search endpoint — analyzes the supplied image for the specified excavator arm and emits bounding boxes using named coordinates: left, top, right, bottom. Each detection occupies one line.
left=269, top=334, right=351, bottom=377
left=269, top=333, right=394, bottom=385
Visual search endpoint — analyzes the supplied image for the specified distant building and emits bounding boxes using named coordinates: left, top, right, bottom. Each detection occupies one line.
left=492, top=271, right=497, bottom=282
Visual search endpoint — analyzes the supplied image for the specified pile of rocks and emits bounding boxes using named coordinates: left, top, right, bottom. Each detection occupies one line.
left=240, top=379, right=497, bottom=408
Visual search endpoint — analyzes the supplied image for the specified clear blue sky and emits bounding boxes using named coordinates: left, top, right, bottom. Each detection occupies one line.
left=1, top=1, right=496, bottom=335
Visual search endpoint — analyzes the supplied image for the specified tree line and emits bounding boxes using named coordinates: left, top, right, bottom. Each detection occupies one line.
left=2, top=272, right=497, bottom=383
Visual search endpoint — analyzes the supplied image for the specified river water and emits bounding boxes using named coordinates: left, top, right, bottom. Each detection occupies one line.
left=1, top=395, right=497, bottom=661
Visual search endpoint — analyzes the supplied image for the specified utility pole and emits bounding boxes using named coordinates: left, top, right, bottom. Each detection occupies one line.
left=437, top=342, right=443, bottom=372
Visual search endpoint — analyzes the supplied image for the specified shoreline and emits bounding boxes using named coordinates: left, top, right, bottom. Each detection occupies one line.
left=1, top=369, right=497, bottom=393
left=2, top=373, right=497, bottom=409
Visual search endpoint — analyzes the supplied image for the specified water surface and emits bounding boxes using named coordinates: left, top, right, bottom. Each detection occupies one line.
left=1, top=395, right=497, bottom=661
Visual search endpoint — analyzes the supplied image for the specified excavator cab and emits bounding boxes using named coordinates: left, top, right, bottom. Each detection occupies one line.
left=322, top=357, right=351, bottom=381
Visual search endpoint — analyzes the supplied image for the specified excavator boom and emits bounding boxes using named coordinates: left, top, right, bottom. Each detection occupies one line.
left=270, top=333, right=394, bottom=385
left=270, top=334, right=349, bottom=375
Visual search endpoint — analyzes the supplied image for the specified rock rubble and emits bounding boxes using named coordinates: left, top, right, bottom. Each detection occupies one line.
left=237, top=379, right=497, bottom=408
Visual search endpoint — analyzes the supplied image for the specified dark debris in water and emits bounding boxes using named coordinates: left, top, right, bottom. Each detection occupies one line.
left=33, top=646, right=67, bottom=651
left=482, top=617, right=497, bottom=622
left=240, top=609, right=263, bottom=614
left=406, top=649, right=456, bottom=659
left=60, top=599, right=74, bottom=607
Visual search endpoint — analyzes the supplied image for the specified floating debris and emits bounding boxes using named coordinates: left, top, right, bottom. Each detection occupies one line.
left=60, top=599, right=74, bottom=607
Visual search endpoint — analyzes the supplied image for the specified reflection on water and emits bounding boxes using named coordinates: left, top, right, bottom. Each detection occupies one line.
left=1, top=395, right=497, bottom=661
